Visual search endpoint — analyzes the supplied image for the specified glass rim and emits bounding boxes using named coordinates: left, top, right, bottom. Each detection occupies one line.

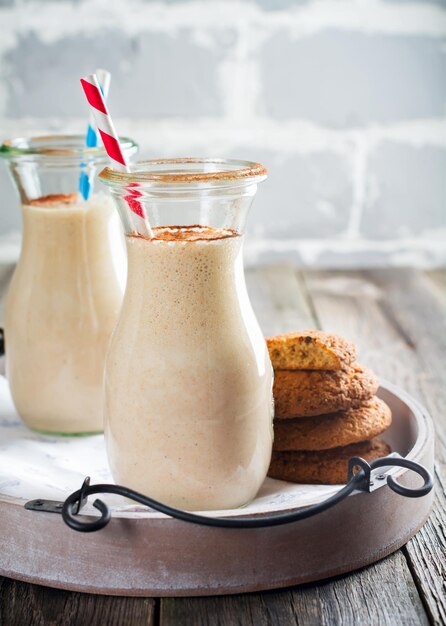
left=0, top=134, right=138, bottom=159
left=99, top=158, right=267, bottom=185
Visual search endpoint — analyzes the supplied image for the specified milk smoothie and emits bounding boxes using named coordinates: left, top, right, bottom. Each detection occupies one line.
left=105, top=226, right=273, bottom=510
left=1, top=134, right=137, bottom=434
left=5, top=193, right=124, bottom=433
left=101, top=158, right=273, bottom=511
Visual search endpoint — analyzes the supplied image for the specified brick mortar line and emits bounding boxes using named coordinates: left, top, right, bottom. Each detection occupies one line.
left=0, top=2, right=445, bottom=124
left=1, top=118, right=445, bottom=149
left=244, top=238, right=446, bottom=267
left=246, top=236, right=446, bottom=250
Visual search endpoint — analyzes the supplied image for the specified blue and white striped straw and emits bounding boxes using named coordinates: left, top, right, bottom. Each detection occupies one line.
left=79, top=68, right=111, bottom=200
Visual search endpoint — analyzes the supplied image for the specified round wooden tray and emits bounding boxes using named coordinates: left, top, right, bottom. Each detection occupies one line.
left=0, top=379, right=434, bottom=596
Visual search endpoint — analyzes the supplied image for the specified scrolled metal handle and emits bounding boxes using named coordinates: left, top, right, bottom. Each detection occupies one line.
left=60, top=455, right=433, bottom=533
left=382, top=458, right=433, bottom=498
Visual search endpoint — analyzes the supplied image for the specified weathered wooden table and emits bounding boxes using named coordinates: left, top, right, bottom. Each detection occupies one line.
left=0, top=265, right=445, bottom=626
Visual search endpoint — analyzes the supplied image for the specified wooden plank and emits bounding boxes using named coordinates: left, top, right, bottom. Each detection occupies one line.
left=300, top=270, right=422, bottom=389
left=405, top=478, right=446, bottom=626
left=302, top=268, right=446, bottom=626
left=301, top=268, right=446, bottom=465
left=369, top=269, right=446, bottom=468
left=245, top=264, right=316, bottom=336
left=161, top=552, right=429, bottom=626
left=0, top=576, right=157, bottom=626
left=366, top=269, right=446, bottom=626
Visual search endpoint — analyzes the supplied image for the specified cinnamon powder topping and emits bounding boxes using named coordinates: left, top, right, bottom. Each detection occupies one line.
left=28, top=193, right=78, bottom=207
left=129, top=225, right=239, bottom=243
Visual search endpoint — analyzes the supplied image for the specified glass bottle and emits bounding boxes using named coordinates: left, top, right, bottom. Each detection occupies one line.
left=100, top=158, right=274, bottom=510
left=0, top=135, right=138, bottom=435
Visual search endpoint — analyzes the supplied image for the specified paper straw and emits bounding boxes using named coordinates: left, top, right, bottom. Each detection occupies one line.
left=79, top=69, right=111, bottom=200
left=80, top=73, right=153, bottom=237
left=86, top=69, right=111, bottom=148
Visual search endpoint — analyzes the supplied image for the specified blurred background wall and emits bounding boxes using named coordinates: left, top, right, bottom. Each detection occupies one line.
left=0, top=0, right=445, bottom=267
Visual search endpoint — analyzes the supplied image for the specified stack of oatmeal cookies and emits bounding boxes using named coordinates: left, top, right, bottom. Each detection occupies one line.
left=266, top=330, right=392, bottom=485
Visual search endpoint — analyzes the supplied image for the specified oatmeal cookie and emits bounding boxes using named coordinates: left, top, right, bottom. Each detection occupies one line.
left=273, top=397, right=391, bottom=451
left=268, top=438, right=391, bottom=485
left=274, top=364, right=378, bottom=419
left=267, top=330, right=356, bottom=371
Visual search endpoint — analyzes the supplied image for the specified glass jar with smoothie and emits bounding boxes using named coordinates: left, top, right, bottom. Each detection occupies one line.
left=1, top=135, right=138, bottom=434
left=100, top=158, right=274, bottom=511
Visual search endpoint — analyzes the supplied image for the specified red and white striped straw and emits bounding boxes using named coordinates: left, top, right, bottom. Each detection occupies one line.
left=80, top=73, right=153, bottom=236
left=81, top=74, right=129, bottom=172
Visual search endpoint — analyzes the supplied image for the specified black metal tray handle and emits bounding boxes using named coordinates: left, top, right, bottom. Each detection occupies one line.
left=25, top=455, right=433, bottom=533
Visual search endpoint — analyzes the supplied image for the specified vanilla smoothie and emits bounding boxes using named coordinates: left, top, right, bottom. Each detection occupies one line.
left=105, top=226, right=274, bottom=511
left=5, top=193, right=124, bottom=434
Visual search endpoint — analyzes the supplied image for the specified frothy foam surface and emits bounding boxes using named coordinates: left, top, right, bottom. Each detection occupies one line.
left=130, top=225, right=238, bottom=243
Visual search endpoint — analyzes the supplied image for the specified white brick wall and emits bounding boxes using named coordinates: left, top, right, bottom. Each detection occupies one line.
left=0, top=0, right=445, bottom=267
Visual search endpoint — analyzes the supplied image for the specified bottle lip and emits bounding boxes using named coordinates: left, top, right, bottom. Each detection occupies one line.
left=0, top=134, right=138, bottom=160
left=99, top=158, right=267, bottom=186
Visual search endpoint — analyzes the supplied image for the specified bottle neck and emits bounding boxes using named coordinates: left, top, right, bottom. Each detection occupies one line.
left=8, top=158, right=110, bottom=205
left=110, top=191, right=256, bottom=238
